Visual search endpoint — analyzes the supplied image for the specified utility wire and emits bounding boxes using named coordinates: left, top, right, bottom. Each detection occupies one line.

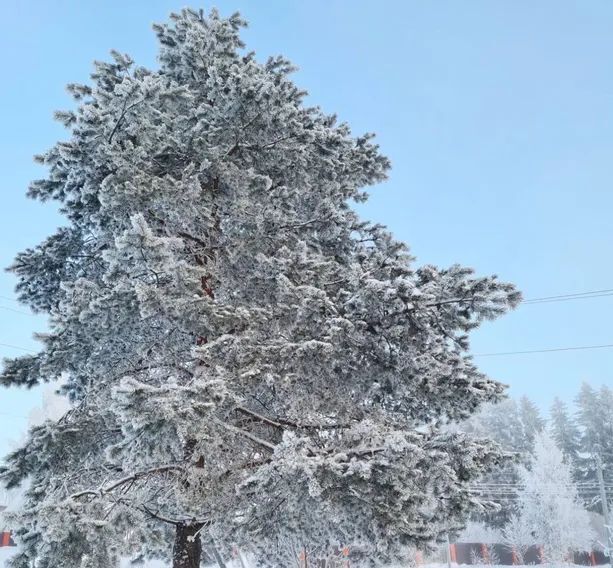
left=429, top=287, right=613, bottom=308
left=474, top=343, right=613, bottom=358
left=522, top=288, right=613, bottom=304
left=3, top=287, right=613, bottom=316
left=4, top=338, right=613, bottom=359
left=523, top=292, right=613, bottom=305
left=0, top=342, right=36, bottom=353
left=3, top=339, right=613, bottom=360
left=0, top=305, right=32, bottom=316
left=3, top=287, right=613, bottom=358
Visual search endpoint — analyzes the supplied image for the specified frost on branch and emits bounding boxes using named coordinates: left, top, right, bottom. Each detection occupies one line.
left=0, top=7, right=519, bottom=567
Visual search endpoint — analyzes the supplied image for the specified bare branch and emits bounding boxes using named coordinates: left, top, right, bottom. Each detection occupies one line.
left=234, top=406, right=352, bottom=431
left=213, top=418, right=276, bottom=452
left=70, top=464, right=184, bottom=500
left=235, top=406, right=286, bottom=430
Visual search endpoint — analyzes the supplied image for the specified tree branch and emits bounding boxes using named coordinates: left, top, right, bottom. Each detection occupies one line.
left=70, top=464, right=184, bottom=500
left=234, top=406, right=352, bottom=431
left=108, top=98, right=145, bottom=143
left=213, top=419, right=276, bottom=452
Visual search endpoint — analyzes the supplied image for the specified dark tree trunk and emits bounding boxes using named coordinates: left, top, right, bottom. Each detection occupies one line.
left=173, top=523, right=203, bottom=568
left=174, top=204, right=221, bottom=568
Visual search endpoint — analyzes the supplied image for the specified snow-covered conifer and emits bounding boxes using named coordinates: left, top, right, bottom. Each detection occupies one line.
left=0, top=9, right=520, bottom=567
left=462, top=399, right=527, bottom=528
left=465, top=399, right=525, bottom=455
left=518, top=396, right=545, bottom=454
left=504, top=432, right=593, bottom=563
left=550, top=397, right=581, bottom=468
left=575, top=383, right=613, bottom=489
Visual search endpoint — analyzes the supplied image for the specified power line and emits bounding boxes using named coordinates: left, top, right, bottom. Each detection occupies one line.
left=0, top=285, right=612, bottom=329
left=474, top=343, right=613, bottom=358
left=429, top=287, right=613, bottom=308
left=3, top=339, right=613, bottom=360
left=3, top=286, right=613, bottom=316
left=2, top=286, right=613, bottom=358
left=523, top=292, right=613, bottom=305
left=3, top=338, right=613, bottom=360
left=522, top=288, right=613, bottom=304
left=0, top=342, right=36, bottom=353
left=0, top=305, right=32, bottom=316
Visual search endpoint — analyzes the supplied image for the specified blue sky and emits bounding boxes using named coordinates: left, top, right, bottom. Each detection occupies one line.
left=2, top=0, right=613, bottom=456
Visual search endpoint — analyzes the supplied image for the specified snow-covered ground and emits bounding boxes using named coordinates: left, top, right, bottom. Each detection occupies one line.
left=415, top=565, right=600, bottom=568
left=0, top=555, right=600, bottom=568
left=0, top=550, right=251, bottom=568
left=0, top=550, right=169, bottom=567
left=0, top=549, right=15, bottom=566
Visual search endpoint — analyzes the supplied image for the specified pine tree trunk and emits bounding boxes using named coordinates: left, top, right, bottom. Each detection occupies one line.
left=171, top=175, right=220, bottom=568
left=173, top=523, right=203, bottom=568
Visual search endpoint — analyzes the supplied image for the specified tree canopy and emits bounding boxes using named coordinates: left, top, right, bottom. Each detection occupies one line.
left=1, top=8, right=520, bottom=567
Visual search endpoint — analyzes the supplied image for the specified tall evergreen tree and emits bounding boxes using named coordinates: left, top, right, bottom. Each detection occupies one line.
left=503, top=432, right=593, bottom=563
left=0, top=9, right=520, bottom=567
left=576, top=382, right=603, bottom=456
left=464, top=397, right=545, bottom=529
left=518, top=395, right=545, bottom=454
left=466, top=399, right=525, bottom=454
left=462, top=400, right=525, bottom=528
left=550, top=397, right=581, bottom=468
left=597, top=386, right=613, bottom=461
left=575, top=382, right=613, bottom=485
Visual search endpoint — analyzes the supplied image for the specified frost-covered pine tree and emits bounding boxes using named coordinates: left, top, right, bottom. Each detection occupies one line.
left=0, top=9, right=520, bottom=568
left=575, top=383, right=613, bottom=490
left=466, top=396, right=544, bottom=460
left=465, top=399, right=525, bottom=456
left=518, top=395, right=545, bottom=454
left=504, top=432, right=593, bottom=563
left=462, top=398, right=537, bottom=529
left=550, top=397, right=581, bottom=469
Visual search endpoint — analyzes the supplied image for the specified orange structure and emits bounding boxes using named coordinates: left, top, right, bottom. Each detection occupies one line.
left=449, top=543, right=458, bottom=563
left=0, top=532, right=13, bottom=547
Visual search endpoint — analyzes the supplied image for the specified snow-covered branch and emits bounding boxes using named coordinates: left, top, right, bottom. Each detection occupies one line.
left=70, top=464, right=184, bottom=500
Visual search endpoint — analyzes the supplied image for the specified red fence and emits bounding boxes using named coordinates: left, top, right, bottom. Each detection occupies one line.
left=0, top=536, right=608, bottom=563
left=447, top=543, right=610, bottom=566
